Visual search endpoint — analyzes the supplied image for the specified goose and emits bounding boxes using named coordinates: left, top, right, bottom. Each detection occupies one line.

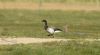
left=42, top=19, right=62, bottom=38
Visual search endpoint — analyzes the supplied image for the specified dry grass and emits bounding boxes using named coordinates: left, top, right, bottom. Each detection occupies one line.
left=0, top=2, right=100, bottom=11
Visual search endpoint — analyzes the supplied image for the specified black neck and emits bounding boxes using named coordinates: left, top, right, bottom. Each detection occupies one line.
left=43, top=21, right=48, bottom=30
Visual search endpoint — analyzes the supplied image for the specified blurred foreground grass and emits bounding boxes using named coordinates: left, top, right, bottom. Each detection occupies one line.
left=0, top=41, right=100, bottom=55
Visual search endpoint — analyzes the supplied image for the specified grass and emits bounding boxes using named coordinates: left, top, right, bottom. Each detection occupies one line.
left=0, top=41, right=100, bottom=55
left=0, top=9, right=100, bottom=38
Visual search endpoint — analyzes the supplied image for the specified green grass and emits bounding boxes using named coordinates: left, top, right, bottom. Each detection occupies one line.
left=0, top=9, right=100, bottom=38
left=0, top=41, right=100, bottom=55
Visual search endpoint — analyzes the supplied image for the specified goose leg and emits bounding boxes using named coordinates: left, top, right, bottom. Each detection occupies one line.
left=52, top=35, right=54, bottom=38
left=48, top=34, right=54, bottom=38
left=51, top=34, right=54, bottom=38
left=47, top=34, right=51, bottom=36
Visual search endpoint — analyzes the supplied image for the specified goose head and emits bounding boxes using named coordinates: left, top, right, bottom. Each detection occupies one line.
left=42, top=19, right=47, bottom=22
left=42, top=19, right=48, bottom=30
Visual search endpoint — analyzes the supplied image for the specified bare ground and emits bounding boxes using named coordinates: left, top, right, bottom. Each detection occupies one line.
left=0, top=2, right=100, bottom=11
left=0, top=37, right=100, bottom=45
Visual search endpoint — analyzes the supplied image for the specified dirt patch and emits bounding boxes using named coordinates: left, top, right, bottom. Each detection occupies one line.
left=0, top=2, right=100, bottom=11
left=0, top=37, right=100, bottom=45
left=0, top=37, right=67, bottom=45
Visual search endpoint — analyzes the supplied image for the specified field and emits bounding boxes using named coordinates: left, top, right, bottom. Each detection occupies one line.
left=0, top=0, right=100, bottom=55
left=0, top=41, right=100, bottom=55
left=0, top=10, right=100, bottom=39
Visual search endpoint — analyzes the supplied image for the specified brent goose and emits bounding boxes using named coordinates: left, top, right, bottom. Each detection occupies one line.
left=42, top=19, right=62, bottom=38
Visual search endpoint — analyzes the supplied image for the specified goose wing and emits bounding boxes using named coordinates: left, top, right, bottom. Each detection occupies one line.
left=54, top=28, right=62, bottom=31
left=53, top=27, right=63, bottom=33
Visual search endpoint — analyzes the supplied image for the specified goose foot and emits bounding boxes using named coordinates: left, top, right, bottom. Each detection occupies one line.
left=47, top=34, right=54, bottom=38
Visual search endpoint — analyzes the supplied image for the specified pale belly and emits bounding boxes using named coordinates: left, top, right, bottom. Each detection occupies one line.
left=47, top=28, right=54, bottom=34
left=47, top=28, right=61, bottom=34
